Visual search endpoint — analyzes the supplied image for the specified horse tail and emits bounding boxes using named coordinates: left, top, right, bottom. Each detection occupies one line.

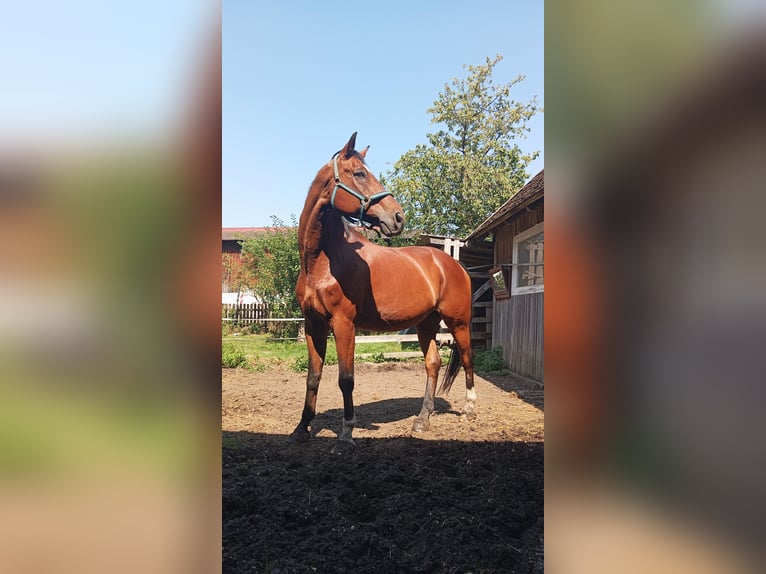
left=437, top=343, right=462, bottom=396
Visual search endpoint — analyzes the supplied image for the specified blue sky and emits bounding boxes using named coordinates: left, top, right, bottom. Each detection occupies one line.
left=223, top=0, right=544, bottom=227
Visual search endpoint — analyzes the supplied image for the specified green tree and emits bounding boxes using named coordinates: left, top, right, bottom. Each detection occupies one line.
left=222, top=251, right=257, bottom=294
left=240, top=216, right=301, bottom=318
left=386, top=55, right=539, bottom=237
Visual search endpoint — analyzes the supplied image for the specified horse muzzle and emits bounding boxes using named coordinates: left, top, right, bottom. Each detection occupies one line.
left=377, top=210, right=405, bottom=237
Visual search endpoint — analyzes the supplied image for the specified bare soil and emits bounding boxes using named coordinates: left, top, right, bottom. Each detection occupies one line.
left=222, top=362, right=544, bottom=573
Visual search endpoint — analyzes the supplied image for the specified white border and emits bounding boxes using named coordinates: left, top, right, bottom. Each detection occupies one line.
left=511, top=222, right=544, bottom=295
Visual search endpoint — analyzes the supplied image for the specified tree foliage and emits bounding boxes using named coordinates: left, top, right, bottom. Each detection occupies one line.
left=222, top=252, right=257, bottom=294
left=385, top=55, right=539, bottom=237
left=240, top=216, right=301, bottom=317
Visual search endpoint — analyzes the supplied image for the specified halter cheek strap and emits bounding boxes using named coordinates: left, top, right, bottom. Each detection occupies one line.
left=330, top=153, right=392, bottom=227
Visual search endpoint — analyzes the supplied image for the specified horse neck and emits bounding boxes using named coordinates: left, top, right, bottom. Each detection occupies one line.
left=298, top=170, right=346, bottom=273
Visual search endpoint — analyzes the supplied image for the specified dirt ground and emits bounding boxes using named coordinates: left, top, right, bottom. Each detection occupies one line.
left=222, top=361, right=544, bottom=573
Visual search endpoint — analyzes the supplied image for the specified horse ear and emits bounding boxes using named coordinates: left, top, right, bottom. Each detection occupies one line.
left=342, top=132, right=358, bottom=158
left=360, top=145, right=369, bottom=158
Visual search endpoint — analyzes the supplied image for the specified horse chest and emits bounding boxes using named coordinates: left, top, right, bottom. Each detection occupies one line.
left=301, top=271, right=348, bottom=317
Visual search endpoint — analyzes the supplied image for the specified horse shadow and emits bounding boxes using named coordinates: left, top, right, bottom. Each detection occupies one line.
left=309, top=396, right=456, bottom=438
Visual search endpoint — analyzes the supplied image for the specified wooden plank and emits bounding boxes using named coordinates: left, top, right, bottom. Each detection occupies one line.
left=492, top=292, right=543, bottom=382
left=356, top=351, right=425, bottom=360
left=222, top=317, right=303, bottom=323
left=472, top=280, right=492, bottom=302
left=354, top=333, right=453, bottom=344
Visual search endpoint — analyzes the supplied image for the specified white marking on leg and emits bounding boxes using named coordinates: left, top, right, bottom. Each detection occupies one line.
left=464, top=387, right=477, bottom=417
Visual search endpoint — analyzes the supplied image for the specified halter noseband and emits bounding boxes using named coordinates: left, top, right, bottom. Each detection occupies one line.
left=330, top=152, right=393, bottom=227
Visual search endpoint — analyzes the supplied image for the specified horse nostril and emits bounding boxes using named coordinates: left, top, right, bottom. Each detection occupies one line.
left=395, top=211, right=404, bottom=225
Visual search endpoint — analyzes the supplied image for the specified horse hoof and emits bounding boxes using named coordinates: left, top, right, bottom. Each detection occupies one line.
left=462, top=409, right=477, bottom=421
left=330, top=439, right=355, bottom=455
left=288, top=428, right=310, bottom=444
left=412, top=418, right=430, bottom=433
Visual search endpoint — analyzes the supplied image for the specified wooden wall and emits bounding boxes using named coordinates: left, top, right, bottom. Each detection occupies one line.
left=492, top=197, right=544, bottom=382
left=495, top=198, right=544, bottom=273
left=492, top=292, right=544, bottom=381
left=222, top=240, right=243, bottom=292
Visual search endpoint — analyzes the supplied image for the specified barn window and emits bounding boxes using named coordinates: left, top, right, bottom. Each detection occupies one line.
left=512, top=222, right=544, bottom=294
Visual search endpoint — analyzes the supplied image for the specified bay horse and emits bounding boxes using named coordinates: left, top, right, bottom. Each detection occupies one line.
left=290, top=132, right=475, bottom=454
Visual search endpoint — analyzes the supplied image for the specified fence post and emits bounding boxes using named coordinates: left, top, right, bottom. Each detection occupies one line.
left=297, top=321, right=305, bottom=343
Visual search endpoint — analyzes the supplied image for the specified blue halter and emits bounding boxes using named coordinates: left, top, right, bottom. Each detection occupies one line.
left=330, top=152, right=392, bottom=227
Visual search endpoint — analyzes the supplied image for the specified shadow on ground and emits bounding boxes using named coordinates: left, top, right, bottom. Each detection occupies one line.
left=308, top=397, right=456, bottom=437
left=223, top=430, right=544, bottom=574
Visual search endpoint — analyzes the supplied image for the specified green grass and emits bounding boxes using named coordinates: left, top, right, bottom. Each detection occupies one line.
left=222, top=334, right=510, bottom=376
left=221, top=333, right=434, bottom=371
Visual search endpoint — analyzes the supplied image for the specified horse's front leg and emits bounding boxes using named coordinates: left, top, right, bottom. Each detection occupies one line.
left=330, top=317, right=356, bottom=455
left=289, top=317, right=329, bottom=443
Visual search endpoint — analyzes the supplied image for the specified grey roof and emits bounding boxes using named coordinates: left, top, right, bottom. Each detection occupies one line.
left=466, top=170, right=544, bottom=241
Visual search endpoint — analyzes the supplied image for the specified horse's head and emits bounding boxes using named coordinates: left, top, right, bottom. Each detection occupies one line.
left=326, top=132, right=405, bottom=236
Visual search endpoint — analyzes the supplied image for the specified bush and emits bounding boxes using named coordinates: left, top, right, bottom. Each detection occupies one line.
left=474, top=346, right=507, bottom=373
left=292, top=351, right=338, bottom=372
left=222, top=344, right=249, bottom=369
left=267, top=320, right=302, bottom=340
left=240, top=217, right=302, bottom=319
left=292, top=355, right=309, bottom=372
left=369, top=352, right=386, bottom=363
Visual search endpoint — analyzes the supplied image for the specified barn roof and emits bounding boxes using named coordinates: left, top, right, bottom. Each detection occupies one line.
left=465, top=170, right=544, bottom=242
left=222, top=227, right=274, bottom=240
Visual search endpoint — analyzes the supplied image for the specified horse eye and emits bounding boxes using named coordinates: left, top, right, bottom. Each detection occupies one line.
left=354, top=171, right=366, bottom=178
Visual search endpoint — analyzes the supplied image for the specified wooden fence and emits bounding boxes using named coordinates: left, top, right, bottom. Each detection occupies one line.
left=222, top=303, right=280, bottom=323
left=222, top=303, right=456, bottom=348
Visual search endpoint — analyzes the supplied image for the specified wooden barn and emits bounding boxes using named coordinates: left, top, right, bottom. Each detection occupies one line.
left=222, top=227, right=268, bottom=293
left=466, top=170, right=544, bottom=383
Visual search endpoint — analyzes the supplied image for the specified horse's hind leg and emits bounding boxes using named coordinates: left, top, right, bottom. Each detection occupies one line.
left=413, top=313, right=442, bottom=432
left=289, top=317, right=329, bottom=443
left=441, top=319, right=476, bottom=419
left=451, top=322, right=477, bottom=419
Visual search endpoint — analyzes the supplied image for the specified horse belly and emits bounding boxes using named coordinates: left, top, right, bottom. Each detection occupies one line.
left=355, top=312, right=432, bottom=333
left=356, top=272, right=438, bottom=331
